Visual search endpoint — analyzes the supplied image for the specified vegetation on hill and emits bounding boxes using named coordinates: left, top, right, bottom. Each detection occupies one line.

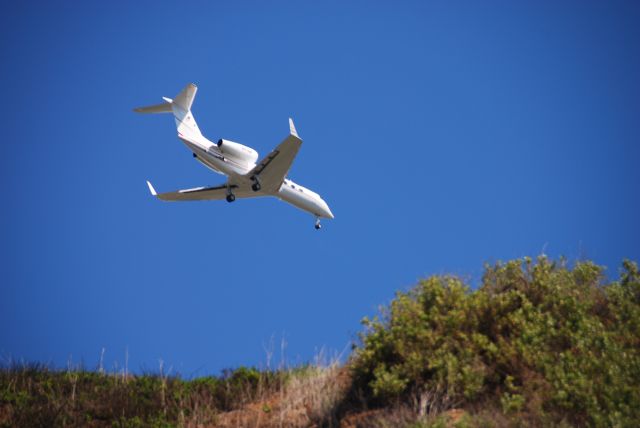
left=0, top=362, right=345, bottom=427
left=1, top=256, right=639, bottom=427
left=350, top=256, right=640, bottom=426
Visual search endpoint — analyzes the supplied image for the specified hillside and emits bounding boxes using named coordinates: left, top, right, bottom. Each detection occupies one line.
left=2, top=256, right=639, bottom=427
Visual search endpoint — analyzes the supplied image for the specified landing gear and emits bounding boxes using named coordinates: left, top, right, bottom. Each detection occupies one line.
left=225, top=182, right=237, bottom=202
left=251, top=176, right=261, bottom=192
left=314, top=217, right=322, bottom=230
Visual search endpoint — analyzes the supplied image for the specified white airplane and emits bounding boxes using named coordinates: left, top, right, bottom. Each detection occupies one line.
left=135, top=83, right=334, bottom=229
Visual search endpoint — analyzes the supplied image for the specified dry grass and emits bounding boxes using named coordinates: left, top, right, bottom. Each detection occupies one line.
left=215, top=350, right=349, bottom=427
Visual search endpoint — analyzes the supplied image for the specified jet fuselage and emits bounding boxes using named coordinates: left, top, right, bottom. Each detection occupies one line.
left=179, top=133, right=333, bottom=220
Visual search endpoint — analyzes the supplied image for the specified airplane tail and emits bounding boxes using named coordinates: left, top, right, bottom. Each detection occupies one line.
left=133, top=83, right=202, bottom=138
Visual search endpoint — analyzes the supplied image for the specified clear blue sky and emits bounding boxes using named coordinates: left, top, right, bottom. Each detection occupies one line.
left=1, top=1, right=639, bottom=376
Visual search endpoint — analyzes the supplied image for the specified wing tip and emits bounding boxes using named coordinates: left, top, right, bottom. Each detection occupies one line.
left=146, top=180, right=157, bottom=196
left=289, top=117, right=299, bottom=138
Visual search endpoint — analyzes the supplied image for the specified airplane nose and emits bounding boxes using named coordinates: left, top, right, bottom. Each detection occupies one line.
left=323, top=201, right=334, bottom=219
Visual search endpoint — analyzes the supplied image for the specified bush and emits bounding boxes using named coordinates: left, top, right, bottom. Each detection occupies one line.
left=351, top=257, right=640, bottom=426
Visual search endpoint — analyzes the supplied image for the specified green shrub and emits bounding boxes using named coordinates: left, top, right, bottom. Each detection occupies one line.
left=351, top=257, right=640, bottom=426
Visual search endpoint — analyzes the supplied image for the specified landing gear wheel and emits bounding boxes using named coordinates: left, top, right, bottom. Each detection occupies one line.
left=315, top=223, right=322, bottom=230
left=226, top=194, right=236, bottom=203
left=251, top=176, right=261, bottom=192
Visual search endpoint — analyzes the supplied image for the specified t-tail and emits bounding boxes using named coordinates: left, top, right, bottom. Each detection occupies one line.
left=133, top=83, right=202, bottom=139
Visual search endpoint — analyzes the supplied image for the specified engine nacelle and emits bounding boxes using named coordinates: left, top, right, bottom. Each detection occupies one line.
left=216, top=139, right=259, bottom=165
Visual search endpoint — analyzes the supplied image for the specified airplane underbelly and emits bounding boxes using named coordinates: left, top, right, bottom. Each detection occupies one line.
left=195, top=155, right=224, bottom=174
left=278, top=186, right=321, bottom=215
left=181, top=138, right=249, bottom=176
left=197, top=151, right=247, bottom=176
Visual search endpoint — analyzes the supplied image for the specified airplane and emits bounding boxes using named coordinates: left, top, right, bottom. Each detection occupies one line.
left=134, top=83, right=334, bottom=229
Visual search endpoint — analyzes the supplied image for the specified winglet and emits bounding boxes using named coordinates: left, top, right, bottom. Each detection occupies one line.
left=289, top=117, right=299, bottom=139
left=146, top=180, right=157, bottom=196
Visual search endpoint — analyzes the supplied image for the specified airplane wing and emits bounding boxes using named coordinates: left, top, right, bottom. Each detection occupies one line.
left=248, top=118, right=302, bottom=192
left=146, top=181, right=254, bottom=201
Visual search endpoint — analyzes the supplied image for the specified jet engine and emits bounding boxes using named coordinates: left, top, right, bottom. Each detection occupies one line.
left=216, top=139, right=259, bottom=165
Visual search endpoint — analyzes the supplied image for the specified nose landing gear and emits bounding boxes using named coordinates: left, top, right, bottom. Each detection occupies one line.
left=314, top=217, right=322, bottom=230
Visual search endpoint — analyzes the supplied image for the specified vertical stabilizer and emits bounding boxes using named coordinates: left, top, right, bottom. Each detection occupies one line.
left=171, top=83, right=202, bottom=138
left=134, top=83, right=203, bottom=139
left=173, top=83, right=198, bottom=111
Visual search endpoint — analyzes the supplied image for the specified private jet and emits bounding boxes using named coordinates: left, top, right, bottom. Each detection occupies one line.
left=135, top=83, right=334, bottom=229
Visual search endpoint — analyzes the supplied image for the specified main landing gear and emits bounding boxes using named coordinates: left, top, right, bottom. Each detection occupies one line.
left=251, top=176, right=261, bottom=192
left=314, top=217, right=322, bottom=230
left=226, top=185, right=235, bottom=203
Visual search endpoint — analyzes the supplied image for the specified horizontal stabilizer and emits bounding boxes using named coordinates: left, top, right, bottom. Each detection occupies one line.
left=133, top=102, right=172, bottom=114
left=132, top=82, right=196, bottom=114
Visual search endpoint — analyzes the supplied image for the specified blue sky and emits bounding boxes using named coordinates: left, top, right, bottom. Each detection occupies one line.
left=1, top=1, right=639, bottom=376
